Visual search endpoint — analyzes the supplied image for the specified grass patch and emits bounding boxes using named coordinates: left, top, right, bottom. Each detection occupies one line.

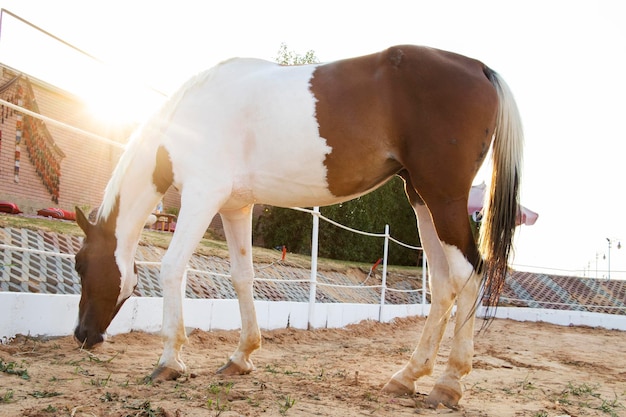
left=278, top=395, right=296, bottom=415
left=0, top=359, right=30, bottom=380
left=100, top=391, right=121, bottom=403
left=123, top=400, right=166, bottom=417
left=0, top=214, right=83, bottom=236
left=205, top=381, right=234, bottom=415
left=90, top=374, right=112, bottom=387
left=29, top=390, right=62, bottom=398
left=556, top=382, right=625, bottom=417
left=1, top=390, right=14, bottom=403
left=86, top=351, right=119, bottom=364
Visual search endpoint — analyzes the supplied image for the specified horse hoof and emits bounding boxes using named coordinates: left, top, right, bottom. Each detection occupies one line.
left=425, top=384, right=461, bottom=409
left=150, top=366, right=183, bottom=382
left=216, top=359, right=252, bottom=375
left=381, top=378, right=415, bottom=396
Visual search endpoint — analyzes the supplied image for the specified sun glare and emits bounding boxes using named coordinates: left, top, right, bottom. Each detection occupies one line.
left=0, top=10, right=167, bottom=127
left=82, top=74, right=166, bottom=126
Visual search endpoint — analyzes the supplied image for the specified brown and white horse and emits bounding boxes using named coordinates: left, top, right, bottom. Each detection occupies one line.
left=74, top=45, right=522, bottom=408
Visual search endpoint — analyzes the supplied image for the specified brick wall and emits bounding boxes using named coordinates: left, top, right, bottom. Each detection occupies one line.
left=0, top=65, right=181, bottom=216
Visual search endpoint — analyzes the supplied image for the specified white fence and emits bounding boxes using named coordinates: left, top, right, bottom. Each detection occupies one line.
left=2, top=291, right=625, bottom=344
left=0, top=213, right=432, bottom=342
left=2, top=207, right=626, bottom=344
left=0, top=293, right=429, bottom=343
left=275, top=206, right=428, bottom=328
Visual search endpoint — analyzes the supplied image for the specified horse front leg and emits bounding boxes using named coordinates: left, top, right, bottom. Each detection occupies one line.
left=151, top=200, right=216, bottom=381
left=216, top=205, right=261, bottom=375
left=150, top=257, right=189, bottom=381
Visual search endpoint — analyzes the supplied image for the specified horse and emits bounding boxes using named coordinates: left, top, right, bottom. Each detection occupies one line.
left=73, top=44, right=523, bottom=408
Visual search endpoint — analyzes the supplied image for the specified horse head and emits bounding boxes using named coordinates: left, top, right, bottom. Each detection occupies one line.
left=73, top=206, right=137, bottom=349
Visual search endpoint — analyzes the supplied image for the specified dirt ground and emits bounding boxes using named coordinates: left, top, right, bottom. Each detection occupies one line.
left=1, top=315, right=624, bottom=417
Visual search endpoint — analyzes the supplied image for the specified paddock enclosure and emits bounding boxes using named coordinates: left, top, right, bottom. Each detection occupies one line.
left=2, top=41, right=621, bottom=415
left=1, top=315, right=624, bottom=416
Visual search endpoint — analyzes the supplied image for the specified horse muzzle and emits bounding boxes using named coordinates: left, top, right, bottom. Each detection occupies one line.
left=74, top=325, right=105, bottom=349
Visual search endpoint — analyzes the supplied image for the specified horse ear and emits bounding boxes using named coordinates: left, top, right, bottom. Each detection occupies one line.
left=75, top=206, right=92, bottom=235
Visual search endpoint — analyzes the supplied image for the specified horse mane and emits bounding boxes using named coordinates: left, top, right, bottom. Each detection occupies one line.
left=97, top=67, right=219, bottom=222
left=96, top=128, right=146, bottom=222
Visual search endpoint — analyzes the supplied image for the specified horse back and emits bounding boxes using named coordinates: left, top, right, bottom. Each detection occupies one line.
left=160, top=46, right=497, bottom=208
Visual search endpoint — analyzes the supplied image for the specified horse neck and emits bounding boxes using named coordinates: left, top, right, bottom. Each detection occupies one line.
left=100, top=140, right=164, bottom=264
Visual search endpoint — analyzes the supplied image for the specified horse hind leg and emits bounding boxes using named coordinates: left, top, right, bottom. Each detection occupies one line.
left=426, top=261, right=480, bottom=409
left=216, top=205, right=261, bottom=375
left=382, top=198, right=456, bottom=396
left=383, top=174, right=481, bottom=409
left=423, top=198, right=481, bottom=408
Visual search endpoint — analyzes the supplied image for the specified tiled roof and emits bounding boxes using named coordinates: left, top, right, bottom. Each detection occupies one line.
left=501, top=271, right=626, bottom=315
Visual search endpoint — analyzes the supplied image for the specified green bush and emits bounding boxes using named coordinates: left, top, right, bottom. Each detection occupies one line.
left=256, top=177, right=420, bottom=266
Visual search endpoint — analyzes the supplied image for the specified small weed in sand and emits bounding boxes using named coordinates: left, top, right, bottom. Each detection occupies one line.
left=87, top=351, right=119, bottom=364
left=1, top=389, right=14, bottom=403
left=206, top=381, right=234, bottom=415
left=0, top=359, right=30, bottom=380
left=567, top=381, right=599, bottom=396
left=556, top=382, right=625, bottom=417
left=264, top=364, right=279, bottom=374
left=278, top=395, right=296, bottom=415
left=124, top=400, right=166, bottom=416
left=100, top=391, right=120, bottom=403
left=90, top=373, right=112, bottom=387
left=29, top=390, right=62, bottom=398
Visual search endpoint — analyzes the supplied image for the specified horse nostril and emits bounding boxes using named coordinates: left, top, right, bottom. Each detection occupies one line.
left=74, top=326, right=104, bottom=350
left=74, top=326, right=87, bottom=345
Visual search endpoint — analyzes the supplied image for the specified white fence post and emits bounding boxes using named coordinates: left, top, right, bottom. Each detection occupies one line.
left=379, top=224, right=390, bottom=322
left=308, top=206, right=320, bottom=329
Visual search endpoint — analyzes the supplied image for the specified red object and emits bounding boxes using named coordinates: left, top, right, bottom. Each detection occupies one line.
left=0, top=201, right=21, bottom=214
left=281, top=245, right=287, bottom=261
left=61, top=209, right=76, bottom=221
left=371, top=258, right=382, bottom=272
left=36, top=207, right=76, bottom=221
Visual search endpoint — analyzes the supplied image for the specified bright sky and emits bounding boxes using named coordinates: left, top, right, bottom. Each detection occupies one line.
left=1, top=0, right=625, bottom=278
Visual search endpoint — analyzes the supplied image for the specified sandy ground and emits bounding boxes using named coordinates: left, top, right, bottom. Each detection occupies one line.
left=1, top=315, right=624, bottom=417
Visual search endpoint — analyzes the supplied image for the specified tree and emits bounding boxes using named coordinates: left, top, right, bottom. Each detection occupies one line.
left=317, top=177, right=420, bottom=265
left=255, top=45, right=421, bottom=266
left=274, top=43, right=318, bottom=65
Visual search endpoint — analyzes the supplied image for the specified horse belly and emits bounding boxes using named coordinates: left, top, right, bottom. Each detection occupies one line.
left=248, top=170, right=341, bottom=208
left=231, top=124, right=341, bottom=208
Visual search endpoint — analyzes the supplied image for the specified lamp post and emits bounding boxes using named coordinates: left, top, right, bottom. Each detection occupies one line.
left=606, top=238, right=622, bottom=280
